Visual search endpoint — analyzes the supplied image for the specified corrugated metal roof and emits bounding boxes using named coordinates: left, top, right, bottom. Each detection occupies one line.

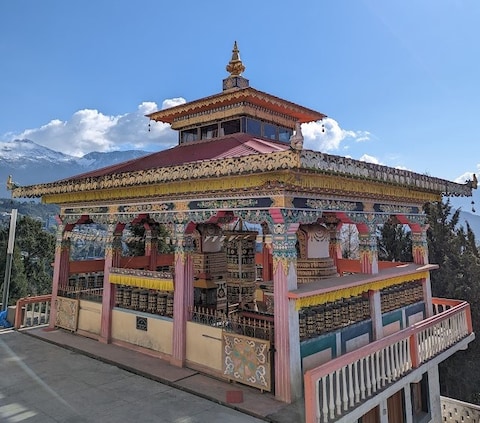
left=65, top=134, right=291, bottom=181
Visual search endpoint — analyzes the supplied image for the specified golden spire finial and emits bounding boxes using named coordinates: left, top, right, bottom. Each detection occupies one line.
left=226, top=41, right=245, bottom=77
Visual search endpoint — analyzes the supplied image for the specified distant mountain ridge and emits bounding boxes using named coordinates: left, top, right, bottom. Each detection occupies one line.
left=0, top=139, right=150, bottom=197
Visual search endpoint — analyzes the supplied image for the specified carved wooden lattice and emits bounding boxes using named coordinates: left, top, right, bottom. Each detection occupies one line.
left=55, top=297, right=79, bottom=331
left=223, top=332, right=271, bottom=392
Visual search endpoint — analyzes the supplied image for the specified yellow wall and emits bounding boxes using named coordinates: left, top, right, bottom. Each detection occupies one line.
left=186, top=321, right=223, bottom=372
left=111, top=309, right=173, bottom=355
left=77, top=300, right=102, bottom=335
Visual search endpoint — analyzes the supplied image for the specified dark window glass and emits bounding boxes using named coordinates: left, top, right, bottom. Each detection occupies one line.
left=221, top=119, right=241, bottom=135
left=181, top=129, right=198, bottom=143
left=246, top=118, right=261, bottom=137
left=263, top=123, right=276, bottom=140
left=201, top=124, right=218, bottom=140
left=278, top=127, right=292, bottom=143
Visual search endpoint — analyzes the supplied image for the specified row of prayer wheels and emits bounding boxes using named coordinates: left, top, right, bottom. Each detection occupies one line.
left=115, top=287, right=173, bottom=317
left=299, top=296, right=370, bottom=340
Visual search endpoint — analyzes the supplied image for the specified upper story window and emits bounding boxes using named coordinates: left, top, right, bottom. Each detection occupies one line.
left=245, top=118, right=262, bottom=137
left=201, top=123, right=218, bottom=140
left=181, top=128, right=198, bottom=143
left=179, top=117, right=294, bottom=144
left=278, top=127, right=293, bottom=142
left=221, top=119, right=241, bottom=135
left=263, top=123, right=277, bottom=140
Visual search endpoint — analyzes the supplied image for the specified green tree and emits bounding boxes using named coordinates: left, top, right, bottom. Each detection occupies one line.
left=425, top=200, right=480, bottom=403
left=0, top=216, right=55, bottom=305
left=377, top=219, right=413, bottom=262
left=124, top=223, right=173, bottom=257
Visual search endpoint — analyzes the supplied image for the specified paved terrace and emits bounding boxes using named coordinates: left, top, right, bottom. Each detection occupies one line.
left=0, top=327, right=303, bottom=423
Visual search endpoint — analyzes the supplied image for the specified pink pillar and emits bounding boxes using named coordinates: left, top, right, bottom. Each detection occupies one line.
left=327, top=222, right=343, bottom=270
left=100, top=224, right=124, bottom=343
left=145, top=227, right=158, bottom=271
left=49, top=224, right=72, bottom=329
left=369, top=290, right=383, bottom=340
left=271, top=225, right=301, bottom=403
left=171, top=230, right=194, bottom=368
left=412, top=228, right=429, bottom=265
left=357, top=225, right=378, bottom=274
left=411, top=226, right=433, bottom=316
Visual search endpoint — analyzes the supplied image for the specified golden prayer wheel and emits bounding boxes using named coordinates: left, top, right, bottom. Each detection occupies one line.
left=115, top=287, right=124, bottom=307
left=139, top=291, right=148, bottom=311
left=157, top=294, right=167, bottom=315
left=131, top=290, right=140, bottom=309
left=123, top=288, right=132, bottom=308
left=166, top=294, right=174, bottom=316
left=147, top=291, right=157, bottom=312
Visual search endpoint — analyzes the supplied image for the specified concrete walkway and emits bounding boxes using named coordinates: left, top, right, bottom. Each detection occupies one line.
left=14, top=327, right=305, bottom=422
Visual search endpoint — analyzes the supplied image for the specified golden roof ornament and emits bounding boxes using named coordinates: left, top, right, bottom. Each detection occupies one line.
left=223, top=41, right=249, bottom=91
left=226, top=41, right=245, bottom=76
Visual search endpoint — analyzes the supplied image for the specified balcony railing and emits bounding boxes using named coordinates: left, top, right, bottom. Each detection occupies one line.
left=304, top=298, right=473, bottom=423
left=14, top=295, right=52, bottom=329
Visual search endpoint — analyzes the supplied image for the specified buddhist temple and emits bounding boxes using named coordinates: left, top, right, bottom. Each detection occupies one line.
left=9, top=42, right=476, bottom=422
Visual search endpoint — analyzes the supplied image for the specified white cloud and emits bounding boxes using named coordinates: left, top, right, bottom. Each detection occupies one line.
left=6, top=100, right=370, bottom=159
left=302, top=117, right=370, bottom=152
left=359, top=154, right=382, bottom=165
left=7, top=99, right=185, bottom=157
left=162, top=97, right=186, bottom=110
left=454, top=171, right=478, bottom=184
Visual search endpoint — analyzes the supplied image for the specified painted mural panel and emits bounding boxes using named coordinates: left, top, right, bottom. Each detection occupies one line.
left=55, top=297, right=79, bottom=331
left=222, top=332, right=271, bottom=392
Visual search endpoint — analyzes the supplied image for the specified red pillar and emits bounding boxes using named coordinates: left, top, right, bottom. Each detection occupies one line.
left=145, top=226, right=158, bottom=271
left=49, top=223, right=73, bottom=329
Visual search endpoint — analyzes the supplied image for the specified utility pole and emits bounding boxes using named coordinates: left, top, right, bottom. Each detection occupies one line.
left=2, top=209, right=18, bottom=311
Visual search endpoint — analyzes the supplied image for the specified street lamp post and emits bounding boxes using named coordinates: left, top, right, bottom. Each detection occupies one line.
left=2, top=209, right=18, bottom=311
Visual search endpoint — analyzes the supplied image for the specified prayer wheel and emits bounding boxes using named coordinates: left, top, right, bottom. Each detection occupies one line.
left=157, top=294, right=167, bottom=315
left=115, top=287, right=124, bottom=307
left=123, top=288, right=132, bottom=308
left=131, top=290, right=140, bottom=309
left=139, top=291, right=148, bottom=311
left=166, top=295, right=174, bottom=316
left=147, top=291, right=157, bottom=313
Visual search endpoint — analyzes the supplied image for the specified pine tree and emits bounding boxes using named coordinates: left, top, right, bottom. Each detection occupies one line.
left=0, top=216, right=55, bottom=305
left=425, top=200, right=480, bottom=403
left=377, top=219, right=413, bottom=262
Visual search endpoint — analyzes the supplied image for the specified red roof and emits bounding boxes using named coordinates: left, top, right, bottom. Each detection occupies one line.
left=65, top=133, right=291, bottom=181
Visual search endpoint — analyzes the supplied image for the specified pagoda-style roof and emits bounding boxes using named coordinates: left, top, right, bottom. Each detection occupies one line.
left=8, top=133, right=475, bottom=202
left=6, top=42, right=476, bottom=205
left=146, top=86, right=327, bottom=130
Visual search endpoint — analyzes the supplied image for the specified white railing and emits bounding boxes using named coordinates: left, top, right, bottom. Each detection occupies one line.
left=14, top=295, right=52, bottom=329
left=304, top=298, right=473, bottom=423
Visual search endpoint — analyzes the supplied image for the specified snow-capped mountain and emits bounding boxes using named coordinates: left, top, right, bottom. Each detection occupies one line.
left=0, top=139, right=150, bottom=197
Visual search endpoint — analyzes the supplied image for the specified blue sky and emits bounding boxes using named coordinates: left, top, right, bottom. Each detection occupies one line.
left=1, top=1, right=479, bottom=197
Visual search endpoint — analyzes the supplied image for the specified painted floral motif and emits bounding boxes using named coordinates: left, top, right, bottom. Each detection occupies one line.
left=223, top=333, right=271, bottom=391
left=55, top=297, right=79, bottom=331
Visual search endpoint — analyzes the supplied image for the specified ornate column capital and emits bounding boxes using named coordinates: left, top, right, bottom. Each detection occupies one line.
left=356, top=221, right=379, bottom=274
left=411, top=227, right=429, bottom=265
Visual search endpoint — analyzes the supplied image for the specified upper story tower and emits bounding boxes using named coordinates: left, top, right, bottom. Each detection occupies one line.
left=146, top=42, right=326, bottom=145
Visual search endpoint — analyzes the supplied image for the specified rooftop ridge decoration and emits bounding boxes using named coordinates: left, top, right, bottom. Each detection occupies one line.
left=226, top=41, right=245, bottom=77
left=223, top=41, right=249, bottom=91
left=8, top=149, right=475, bottom=199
